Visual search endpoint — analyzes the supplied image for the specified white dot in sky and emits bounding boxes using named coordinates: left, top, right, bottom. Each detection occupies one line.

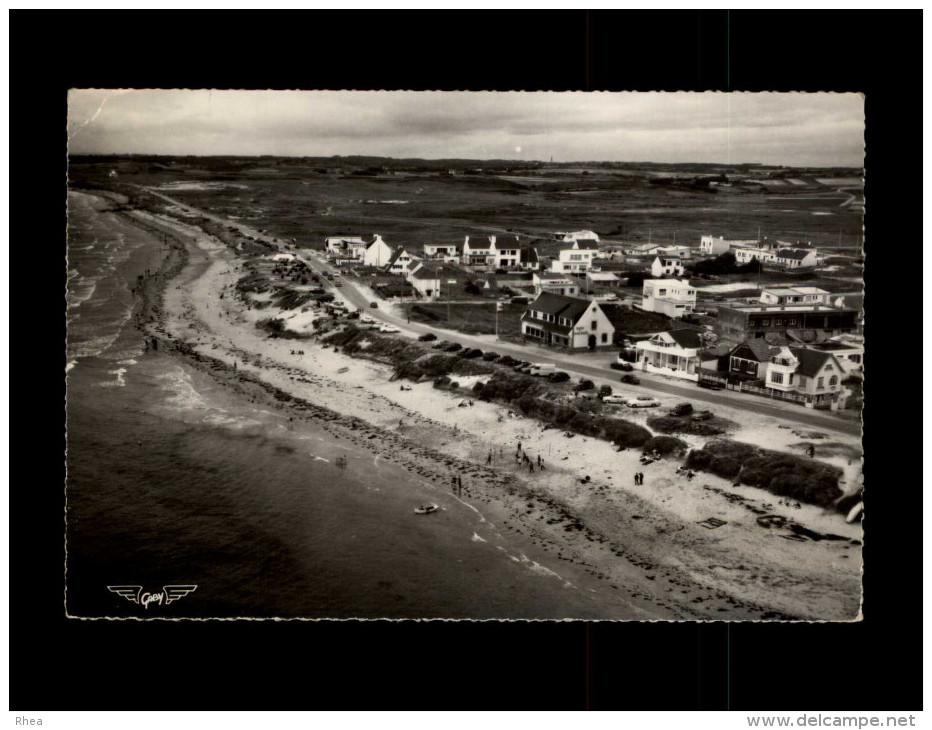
left=515, top=146, right=522, bottom=153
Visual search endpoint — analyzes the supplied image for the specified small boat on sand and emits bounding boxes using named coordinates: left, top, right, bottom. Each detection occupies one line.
left=414, top=503, right=439, bottom=515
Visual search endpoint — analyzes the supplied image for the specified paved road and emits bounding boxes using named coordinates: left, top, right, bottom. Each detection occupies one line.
left=146, top=187, right=861, bottom=438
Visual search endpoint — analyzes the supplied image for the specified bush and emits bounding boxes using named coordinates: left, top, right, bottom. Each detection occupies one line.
left=648, top=416, right=726, bottom=437
left=461, top=348, right=483, bottom=359
left=482, top=352, right=501, bottom=361
left=433, top=376, right=452, bottom=389
left=709, top=456, right=742, bottom=480
left=498, top=355, right=520, bottom=367
left=598, top=384, right=613, bottom=398
left=642, top=435, right=688, bottom=456
left=548, top=371, right=570, bottom=383
left=444, top=343, right=463, bottom=352
left=575, top=379, right=595, bottom=392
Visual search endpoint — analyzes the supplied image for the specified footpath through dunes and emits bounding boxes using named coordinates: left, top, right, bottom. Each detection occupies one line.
left=125, top=200, right=861, bottom=622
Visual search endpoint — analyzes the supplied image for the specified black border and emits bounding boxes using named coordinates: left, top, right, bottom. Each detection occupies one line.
left=14, top=10, right=920, bottom=711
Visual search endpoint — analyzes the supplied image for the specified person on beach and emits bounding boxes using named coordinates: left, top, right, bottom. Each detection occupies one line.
left=487, top=451, right=492, bottom=465
left=633, top=473, right=639, bottom=486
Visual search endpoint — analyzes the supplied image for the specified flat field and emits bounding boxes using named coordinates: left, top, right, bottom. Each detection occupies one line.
left=68, top=159, right=866, bottom=253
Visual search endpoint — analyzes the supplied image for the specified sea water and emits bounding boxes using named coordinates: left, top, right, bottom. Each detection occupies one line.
left=65, top=191, right=634, bottom=620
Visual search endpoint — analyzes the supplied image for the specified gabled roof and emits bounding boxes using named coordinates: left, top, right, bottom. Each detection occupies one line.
left=788, top=347, right=837, bottom=378
left=663, top=329, right=703, bottom=349
left=526, top=293, right=593, bottom=323
left=574, top=239, right=599, bottom=250
left=366, top=238, right=387, bottom=250
left=410, top=264, right=462, bottom=280
left=732, top=339, right=781, bottom=362
left=774, top=249, right=814, bottom=260
left=520, top=247, right=539, bottom=263
left=496, top=235, right=520, bottom=247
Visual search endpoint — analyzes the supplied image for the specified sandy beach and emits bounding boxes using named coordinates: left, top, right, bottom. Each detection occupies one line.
left=120, top=200, right=863, bottom=621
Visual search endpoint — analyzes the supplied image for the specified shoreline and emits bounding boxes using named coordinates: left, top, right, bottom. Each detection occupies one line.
left=78, top=188, right=862, bottom=621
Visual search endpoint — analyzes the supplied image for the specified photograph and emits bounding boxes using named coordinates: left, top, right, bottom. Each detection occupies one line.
left=64, top=89, right=866, bottom=623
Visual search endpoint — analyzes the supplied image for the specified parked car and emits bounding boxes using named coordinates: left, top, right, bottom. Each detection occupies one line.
left=697, top=379, right=725, bottom=391
left=418, top=332, right=438, bottom=342
left=379, top=325, right=400, bottom=333
left=692, top=410, right=714, bottom=421
left=611, top=361, right=634, bottom=372
left=625, top=395, right=661, bottom=408
left=620, top=374, right=641, bottom=385
left=669, top=402, right=694, bottom=417
left=334, top=282, right=342, bottom=287
left=602, top=395, right=628, bottom=405
left=370, top=301, right=378, bottom=308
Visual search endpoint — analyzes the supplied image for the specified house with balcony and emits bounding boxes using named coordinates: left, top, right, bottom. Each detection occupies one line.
left=760, top=346, right=847, bottom=409
left=650, top=256, right=686, bottom=277
left=640, top=279, right=697, bottom=318
left=634, top=328, right=704, bottom=381
left=714, top=302, right=859, bottom=343
left=550, top=241, right=598, bottom=274
left=521, top=293, right=615, bottom=350
left=533, top=272, right=580, bottom=297
left=423, top=243, right=459, bottom=263
left=461, top=235, right=497, bottom=267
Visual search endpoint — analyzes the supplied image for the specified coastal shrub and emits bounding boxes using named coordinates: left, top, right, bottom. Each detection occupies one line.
left=444, top=343, right=463, bottom=353
left=686, top=449, right=713, bottom=471
left=482, top=352, right=500, bottom=361
left=642, top=435, right=688, bottom=456
left=433, top=376, right=452, bottom=389
left=709, top=456, right=742, bottom=480
left=686, top=439, right=844, bottom=507
left=497, top=355, right=520, bottom=367
left=601, top=419, right=652, bottom=449
left=646, top=416, right=726, bottom=437
left=548, top=371, right=570, bottom=383
left=461, top=348, right=483, bottom=359
left=575, top=379, right=595, bottom=392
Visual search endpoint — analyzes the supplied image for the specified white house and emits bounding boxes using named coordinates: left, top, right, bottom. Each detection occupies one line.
left=423, top=243, right=459, bottom=263
left=585, top=271, right=622, bottom=288
left=640, top=279, right=697, bottom=318
left=521, top=293, right=615, bottom=350
left=651, top=256, right=686, bottom=278
left=385, top=248, right=420, bottom=275
left=806, top=341, right=864, bottom=374
left=406, top=263, right=465, bottom=300
left=325, top=234, right=387, bottom=261
left=734, top=247, right=777, bottom=265
left=555, top=230, right=600, bottom=243
left=699, top=235, right=760, bottom=255
left=550, top=239, right=599, bottom=274
left=493, top=235, right=522, bottom=268
left=533, top=272, right=580, bottom=297
left=461, top=235, right=496, bottom=266
left=759, top=286, right=829, bottom=306
left=635, top=329, right=704, bottom=381
left=770, top=248, right=819, bottom=269
left=362, top=237, right=394, bottom=267
left=762, top=346, right=847, bottom=409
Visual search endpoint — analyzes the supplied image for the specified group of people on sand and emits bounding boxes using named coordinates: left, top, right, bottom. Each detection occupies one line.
left=502, top=441, right=545, bottom=474
left=779, top=498, right=803, bottom=510
left=633, top=472, right=645, bottom=486
left=675, top=466, right=696, bottom=480
left=289, top=349, right=305, bottom=355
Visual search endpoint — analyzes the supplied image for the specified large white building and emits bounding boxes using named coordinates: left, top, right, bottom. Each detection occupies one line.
left=325, top=234, right=392, bottom=266
left=699, top=235, right=761, bottom=255
left=640, top=279, right=697, bottom=318
left=635, top=328, right=704, bottom=381
left=549, top=239, right=599, bottom=273
left=533, top=272, right=580, bottom=297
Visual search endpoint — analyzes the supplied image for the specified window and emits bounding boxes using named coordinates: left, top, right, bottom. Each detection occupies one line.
left=591, top=321, right=597, bottom=330
left=788, top=318, right=798, bottom=326
left=771, top=372, right=784, bottom=384
left=829, top=376, right=838, bottom=387
left=850, top=355, right=861, bottom=363
left=601, top=333, right=608, bottom=343
left=658, top=289, right=667, bottom=296
left=817, top=377, right=824, bottom=389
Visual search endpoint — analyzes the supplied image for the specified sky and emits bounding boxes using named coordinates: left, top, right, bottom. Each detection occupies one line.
left=68, top=90, right=864, bottom=167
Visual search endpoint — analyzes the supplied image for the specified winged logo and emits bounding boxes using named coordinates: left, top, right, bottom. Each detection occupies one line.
left=107, top=585, right=142, bottom=604
left=163, top=585, right=198, bottom=604
left=107, top=584, right=198, bottom=608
